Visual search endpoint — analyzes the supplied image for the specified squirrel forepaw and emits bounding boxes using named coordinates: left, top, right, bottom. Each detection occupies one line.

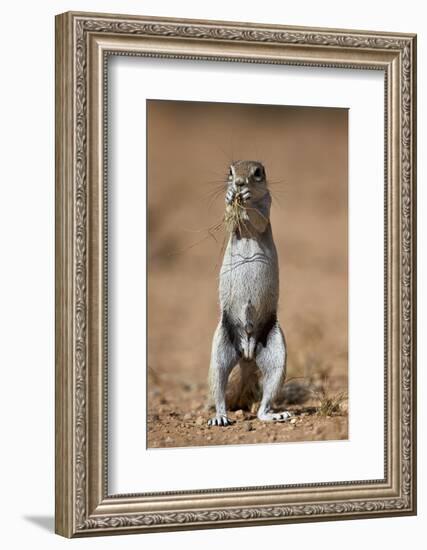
left=240, top=188, right=251, bottom=203
left=225, top=188, right=235, bottom=205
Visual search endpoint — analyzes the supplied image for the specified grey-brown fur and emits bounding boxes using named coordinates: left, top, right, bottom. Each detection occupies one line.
left=208, top=161, right=291, bottom=426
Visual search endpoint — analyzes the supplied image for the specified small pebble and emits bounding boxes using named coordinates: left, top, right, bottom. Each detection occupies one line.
left=290, top=418, right=297, bottom=424
left=195, top=416, right=205, bottom=426
left=243, top=421, right=253, bottom=432
left=183, top=412, right=193, bottom=421
left=235, top=409, right=244, bottom=419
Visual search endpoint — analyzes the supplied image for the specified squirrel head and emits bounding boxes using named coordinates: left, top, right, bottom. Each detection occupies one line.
left=227, top=160, right=269, bottom=202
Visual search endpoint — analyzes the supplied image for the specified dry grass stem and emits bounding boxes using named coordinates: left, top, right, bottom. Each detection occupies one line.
left=224, top=194, right=246, bottom=233
left=312, top=386, right=348, bottom=416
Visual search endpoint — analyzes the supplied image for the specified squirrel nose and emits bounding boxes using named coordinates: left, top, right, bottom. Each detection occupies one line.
left=235, top=177, right=247, bottom=187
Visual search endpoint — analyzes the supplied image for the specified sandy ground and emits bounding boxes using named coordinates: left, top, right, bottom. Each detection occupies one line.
left=147, top=100, right=348, bottom=448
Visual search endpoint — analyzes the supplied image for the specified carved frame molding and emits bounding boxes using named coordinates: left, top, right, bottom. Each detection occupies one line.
left=55, top=11, right=416, bottom=537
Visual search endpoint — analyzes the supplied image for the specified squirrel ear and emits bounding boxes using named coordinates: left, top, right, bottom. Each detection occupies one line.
left=253, top=166, right=264, bottom=180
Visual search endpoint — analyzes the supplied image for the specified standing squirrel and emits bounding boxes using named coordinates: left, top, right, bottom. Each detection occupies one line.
left=208, top=160, right=291, bottom=426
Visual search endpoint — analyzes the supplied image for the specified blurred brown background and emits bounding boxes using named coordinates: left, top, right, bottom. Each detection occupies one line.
left=147, top=100, right=348, bottom=448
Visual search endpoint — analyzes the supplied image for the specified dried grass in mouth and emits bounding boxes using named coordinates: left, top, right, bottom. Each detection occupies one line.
left=224, top=194, right=246, bottom=233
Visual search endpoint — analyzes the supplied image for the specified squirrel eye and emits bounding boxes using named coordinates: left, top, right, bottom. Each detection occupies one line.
left=228, top=168, right=233, bottom=179
left=253, top=167, right=263, bottom=180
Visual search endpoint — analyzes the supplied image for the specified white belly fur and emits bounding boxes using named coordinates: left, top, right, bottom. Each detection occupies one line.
left=219, top=229, right=279, bottom=325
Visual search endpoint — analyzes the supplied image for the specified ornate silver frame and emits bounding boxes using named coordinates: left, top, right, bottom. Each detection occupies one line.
left=55, top=11, right=417, bottom=537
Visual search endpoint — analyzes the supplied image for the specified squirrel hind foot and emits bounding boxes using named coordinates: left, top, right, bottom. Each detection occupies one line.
left=257, top=410, right=293, bottom=422
left=208, top=415, right=234, bottom=427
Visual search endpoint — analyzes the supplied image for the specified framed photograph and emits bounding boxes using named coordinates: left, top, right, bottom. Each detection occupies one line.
left=55, top=11, right=417, bottom=537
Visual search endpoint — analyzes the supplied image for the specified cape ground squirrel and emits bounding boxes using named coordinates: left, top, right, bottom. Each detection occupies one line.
left=208, top=160, right=291, bottom=426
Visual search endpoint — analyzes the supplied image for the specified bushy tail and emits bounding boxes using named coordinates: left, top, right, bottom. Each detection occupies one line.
left=226, top=362, right=261, bottom=411
left=207, top=364, right=312, bottom=412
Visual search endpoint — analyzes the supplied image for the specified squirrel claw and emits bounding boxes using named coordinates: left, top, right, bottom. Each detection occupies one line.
left=208, top=415, right=233, bottom=427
